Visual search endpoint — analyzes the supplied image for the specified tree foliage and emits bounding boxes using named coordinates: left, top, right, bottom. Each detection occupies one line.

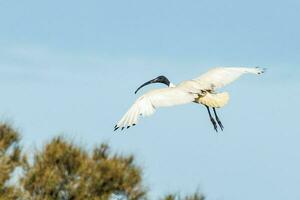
left=21, top=138, right=146, bottom=200
left=0, top=123, right=204, bottom=200
left=0, top=123, right=25, bottom=200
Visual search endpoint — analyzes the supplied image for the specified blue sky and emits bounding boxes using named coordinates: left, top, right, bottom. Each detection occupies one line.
left=0, top=0, right=300, bottom=199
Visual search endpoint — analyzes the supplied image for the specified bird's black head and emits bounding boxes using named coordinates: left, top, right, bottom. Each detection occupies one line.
left=134, top=75, right=170, bottom=94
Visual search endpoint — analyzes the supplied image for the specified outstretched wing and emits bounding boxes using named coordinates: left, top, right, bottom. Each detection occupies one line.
left=193, top=67, right=265, bottom=90
left=114, top=95, right=156, bottom=131
left=114, top=88, right=197, bottom=131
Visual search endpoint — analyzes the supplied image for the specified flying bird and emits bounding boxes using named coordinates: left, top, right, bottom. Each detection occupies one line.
left=114, top=67, right=265, bottom=132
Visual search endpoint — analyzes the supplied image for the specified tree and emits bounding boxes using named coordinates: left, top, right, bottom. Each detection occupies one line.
left=0, top=123, right=205, bottom=200
left=0, top=123, right=26, bottom=200
left=21, top=138, right=146, bottom=200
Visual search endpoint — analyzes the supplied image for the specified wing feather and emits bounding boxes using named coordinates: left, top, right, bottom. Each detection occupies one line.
left=115, top=95, right=156, bottom=130
left=193, top=67, right=265, bottom=90
left=115, top=88, right=197, bottom=130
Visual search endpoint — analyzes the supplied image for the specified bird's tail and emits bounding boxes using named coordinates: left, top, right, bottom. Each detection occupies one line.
left=196, top=92, right=230, bottom=108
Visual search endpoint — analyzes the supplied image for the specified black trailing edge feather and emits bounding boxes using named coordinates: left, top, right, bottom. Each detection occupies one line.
left=114, top=124, right=137, bottom=131
left=114, top=125, right=119, bottom=131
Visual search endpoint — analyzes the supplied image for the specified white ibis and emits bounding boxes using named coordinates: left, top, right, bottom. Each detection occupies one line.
left=114, top=67, right=265, bottom=132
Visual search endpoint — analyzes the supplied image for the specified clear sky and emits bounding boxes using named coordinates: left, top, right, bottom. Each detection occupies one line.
left=0, top=0, right=300, bottom=199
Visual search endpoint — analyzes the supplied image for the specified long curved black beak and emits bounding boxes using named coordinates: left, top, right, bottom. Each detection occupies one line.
left=134, top=79, right=157, bottom=94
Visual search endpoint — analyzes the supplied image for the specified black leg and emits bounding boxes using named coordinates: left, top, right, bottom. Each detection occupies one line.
left=213, top=108, right=224, bottom=131
left=206, top=106, right=218, bottom=132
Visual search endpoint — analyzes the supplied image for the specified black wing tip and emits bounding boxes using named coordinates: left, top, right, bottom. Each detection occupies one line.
left=114, top=126, right=119, bottom=131
left=262, top=68, right=267, bottom=73
left=114, top=124, right=137, bottom=132
left=126, top=124, right=137, bottom=129
left=256, top=66, right=267, bottom=74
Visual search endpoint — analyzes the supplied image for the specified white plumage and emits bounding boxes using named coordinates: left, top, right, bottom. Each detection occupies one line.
left=116, top=88, right=198, bottom=129
left=193, top=67, right=264, bottom=90
left=114, top=67, right=265, bottom=131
